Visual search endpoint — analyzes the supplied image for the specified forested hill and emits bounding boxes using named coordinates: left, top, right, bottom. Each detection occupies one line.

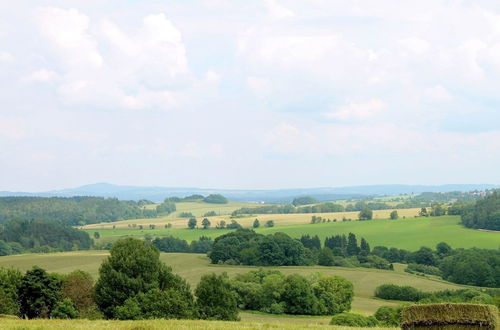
left=0, top=196, right=157, bottom=226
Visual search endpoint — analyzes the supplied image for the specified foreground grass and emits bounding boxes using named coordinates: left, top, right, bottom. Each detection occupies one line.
left=0, top=252, right=466, bottom=315
left=0, top=318, right=397, bottom=329
left=85, top=216, right=500, bottom=251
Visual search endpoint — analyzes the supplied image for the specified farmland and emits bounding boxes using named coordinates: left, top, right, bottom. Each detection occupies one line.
left=0, top=251, right=467, bottom=316
left=84, top=215, right=500, bottom=251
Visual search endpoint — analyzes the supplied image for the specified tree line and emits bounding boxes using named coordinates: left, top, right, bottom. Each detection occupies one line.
left=0, top=196, right=159, bottom=226
left=0, top=219, right=92, bottom=255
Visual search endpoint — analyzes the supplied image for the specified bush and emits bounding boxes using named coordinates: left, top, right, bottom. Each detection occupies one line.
left=375, top=284, right=430, bottom=302
left=374, top=305, right=403, bottom=327
left=405, top=263, right=442, bottom=276
left=330, top=312, right=379, bottom=327
left=51, top=298, right=78, bottom=319
left=114, top=288, right=197, bottom=320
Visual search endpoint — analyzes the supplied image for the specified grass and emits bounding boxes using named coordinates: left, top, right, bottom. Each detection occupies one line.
left=0, top=251, right=467, bottom=315
left=85, top=216, right=500, bottom=251
left=0, top=317, right=398, bottom=329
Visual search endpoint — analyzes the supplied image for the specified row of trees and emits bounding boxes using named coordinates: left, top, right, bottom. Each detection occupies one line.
left=0, top=219, right=92, bottom=255
left=187, top=218, right=274, bottom=229
left=374, top=284, right=499, bottom=306
left=152, top=236, right=213, bottom=253
left=227, top=269, right=354, bottom=315
left=0, top=239, right=240, bottom=321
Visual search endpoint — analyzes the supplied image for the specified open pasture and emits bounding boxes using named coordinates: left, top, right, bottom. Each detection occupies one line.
left=0, top=251, right=466, bottom=316
left=85, top=216, right=499, bottom=251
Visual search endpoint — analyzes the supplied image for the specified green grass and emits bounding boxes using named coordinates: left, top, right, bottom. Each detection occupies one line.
left=0, top=251, right=467, bottom=315
left=86, top=216, right=500, bottom=251
left=0, top=317, right=398, bottom=329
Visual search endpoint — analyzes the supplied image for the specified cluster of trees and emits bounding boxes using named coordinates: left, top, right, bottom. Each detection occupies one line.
left=164, top=195, right=204, bottom=203
left=0, top=239, right=240, bottom=321
left=0, top=267, right=99, bottom=319
left=291, top=196, right=318, bottom=206
left=0, top=196, right=158, bottom=226
left=461, top=191, right=500, bottom=230
left=227, top=269, right=353, bottom=316
left=152, top=236, right=213, bottom=253
left=372, top=243, right=500, bottom=288
left=208, top=230, right=392, bottom=270
left=155, top=200, right=176, bottom=215
left=0, top=219, right=92, bottom=255
left=375, top=284, right=499, bottom=306
left=203, top=194, right=228, bottom=204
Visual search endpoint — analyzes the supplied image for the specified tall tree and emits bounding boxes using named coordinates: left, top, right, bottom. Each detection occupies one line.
left=187, top=218, right=197, bottom=229
left=346, top=233, right=360, bottom=256
left=201, top=218, right=211, bottom=229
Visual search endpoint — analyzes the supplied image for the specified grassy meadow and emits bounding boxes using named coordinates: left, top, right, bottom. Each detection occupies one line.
left=0, top=251, right=467, bottom=316
left=84, top=215, right=500, bottom=251
left=0, top=317, right=398, bottom=329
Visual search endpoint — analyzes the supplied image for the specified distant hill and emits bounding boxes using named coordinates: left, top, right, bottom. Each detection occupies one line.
left=0, top=183, right=498, bottom=203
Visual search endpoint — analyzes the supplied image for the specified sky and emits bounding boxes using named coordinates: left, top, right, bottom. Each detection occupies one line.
left=1, top=0, right=500, bottom=191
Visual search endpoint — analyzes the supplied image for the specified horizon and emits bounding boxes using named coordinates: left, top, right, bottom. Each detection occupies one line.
left=2, top=1, right=500, bottom=191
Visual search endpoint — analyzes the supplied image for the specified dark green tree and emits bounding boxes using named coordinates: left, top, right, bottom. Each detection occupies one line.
left=187, top=218, right=197, bottom=229
left=358, top=207, right=373, bottom=220
left=265, top=220, right=275, bottom=227
left=94, top=238, right=193, bottom=318
left=390, top=210, right=398, bottom=220
left=346, top=233, right=360, bottom=256
left=195, top=273, right=239, bottom=321
left=281, top=274, right=318, bottom=315
left=253, top=219, right=260, bottom=228
left=360, top=238, right=370, bottom=256
left=318, top=247, right=335, bottom=266
left=18, top=266, right=62, bottom=319
left=201, top=218, right=211, bottom=229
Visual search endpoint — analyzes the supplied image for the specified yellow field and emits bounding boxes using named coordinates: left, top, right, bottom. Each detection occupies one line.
left=82, top=207, right=421, bottom=230
left=0, top=317, right=397, bottom=329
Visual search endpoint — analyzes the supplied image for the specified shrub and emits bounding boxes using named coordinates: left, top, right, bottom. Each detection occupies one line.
left=405, top=263, right=442, bottom=276
left=374, top=305, right=403, bottom=327
left=51, top=298, right=78, bottom=319
left=330, top=312, right=379, bottom=327
left=375, top=284, right=430, bottom=302
left=203, top=194, right=228, bottom=204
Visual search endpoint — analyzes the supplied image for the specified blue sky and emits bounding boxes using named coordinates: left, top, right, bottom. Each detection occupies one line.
left=1, top=0, right=500, bottom=191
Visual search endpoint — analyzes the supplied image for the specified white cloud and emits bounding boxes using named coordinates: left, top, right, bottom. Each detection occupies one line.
left=247, top=76, right=272, bottom=96
left=0, top=51, right=13, bottom=62
left=24, top=69, right=59, bottom=83
left=265, top=0, right=294, bottom=20
left=399, top=37, right=430, bottom=55
left=204, top=70, right=221, bottom=84
left=36, top=8, right=191, bottom=111
left=325, top=99, right=387, bottom=121
left=424, top=85, right=452, bottom=102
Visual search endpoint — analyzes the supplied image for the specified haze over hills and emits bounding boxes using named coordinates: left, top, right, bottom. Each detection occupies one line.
left=0, top=183, right=498, bottom=203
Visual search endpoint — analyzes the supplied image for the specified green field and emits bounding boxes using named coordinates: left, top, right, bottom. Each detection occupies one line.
left=0, top=317, right=397, bottom=329
left=86, top=216, right=500, bottom=251
left=0, top=251, right=467, bottom=318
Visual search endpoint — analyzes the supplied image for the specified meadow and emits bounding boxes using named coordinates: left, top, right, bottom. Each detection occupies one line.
left=0, top=251, right=467, bottom=317
left=85, top=215, right=500, bottom=251
left=0, top=317, right=398, bottom=330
